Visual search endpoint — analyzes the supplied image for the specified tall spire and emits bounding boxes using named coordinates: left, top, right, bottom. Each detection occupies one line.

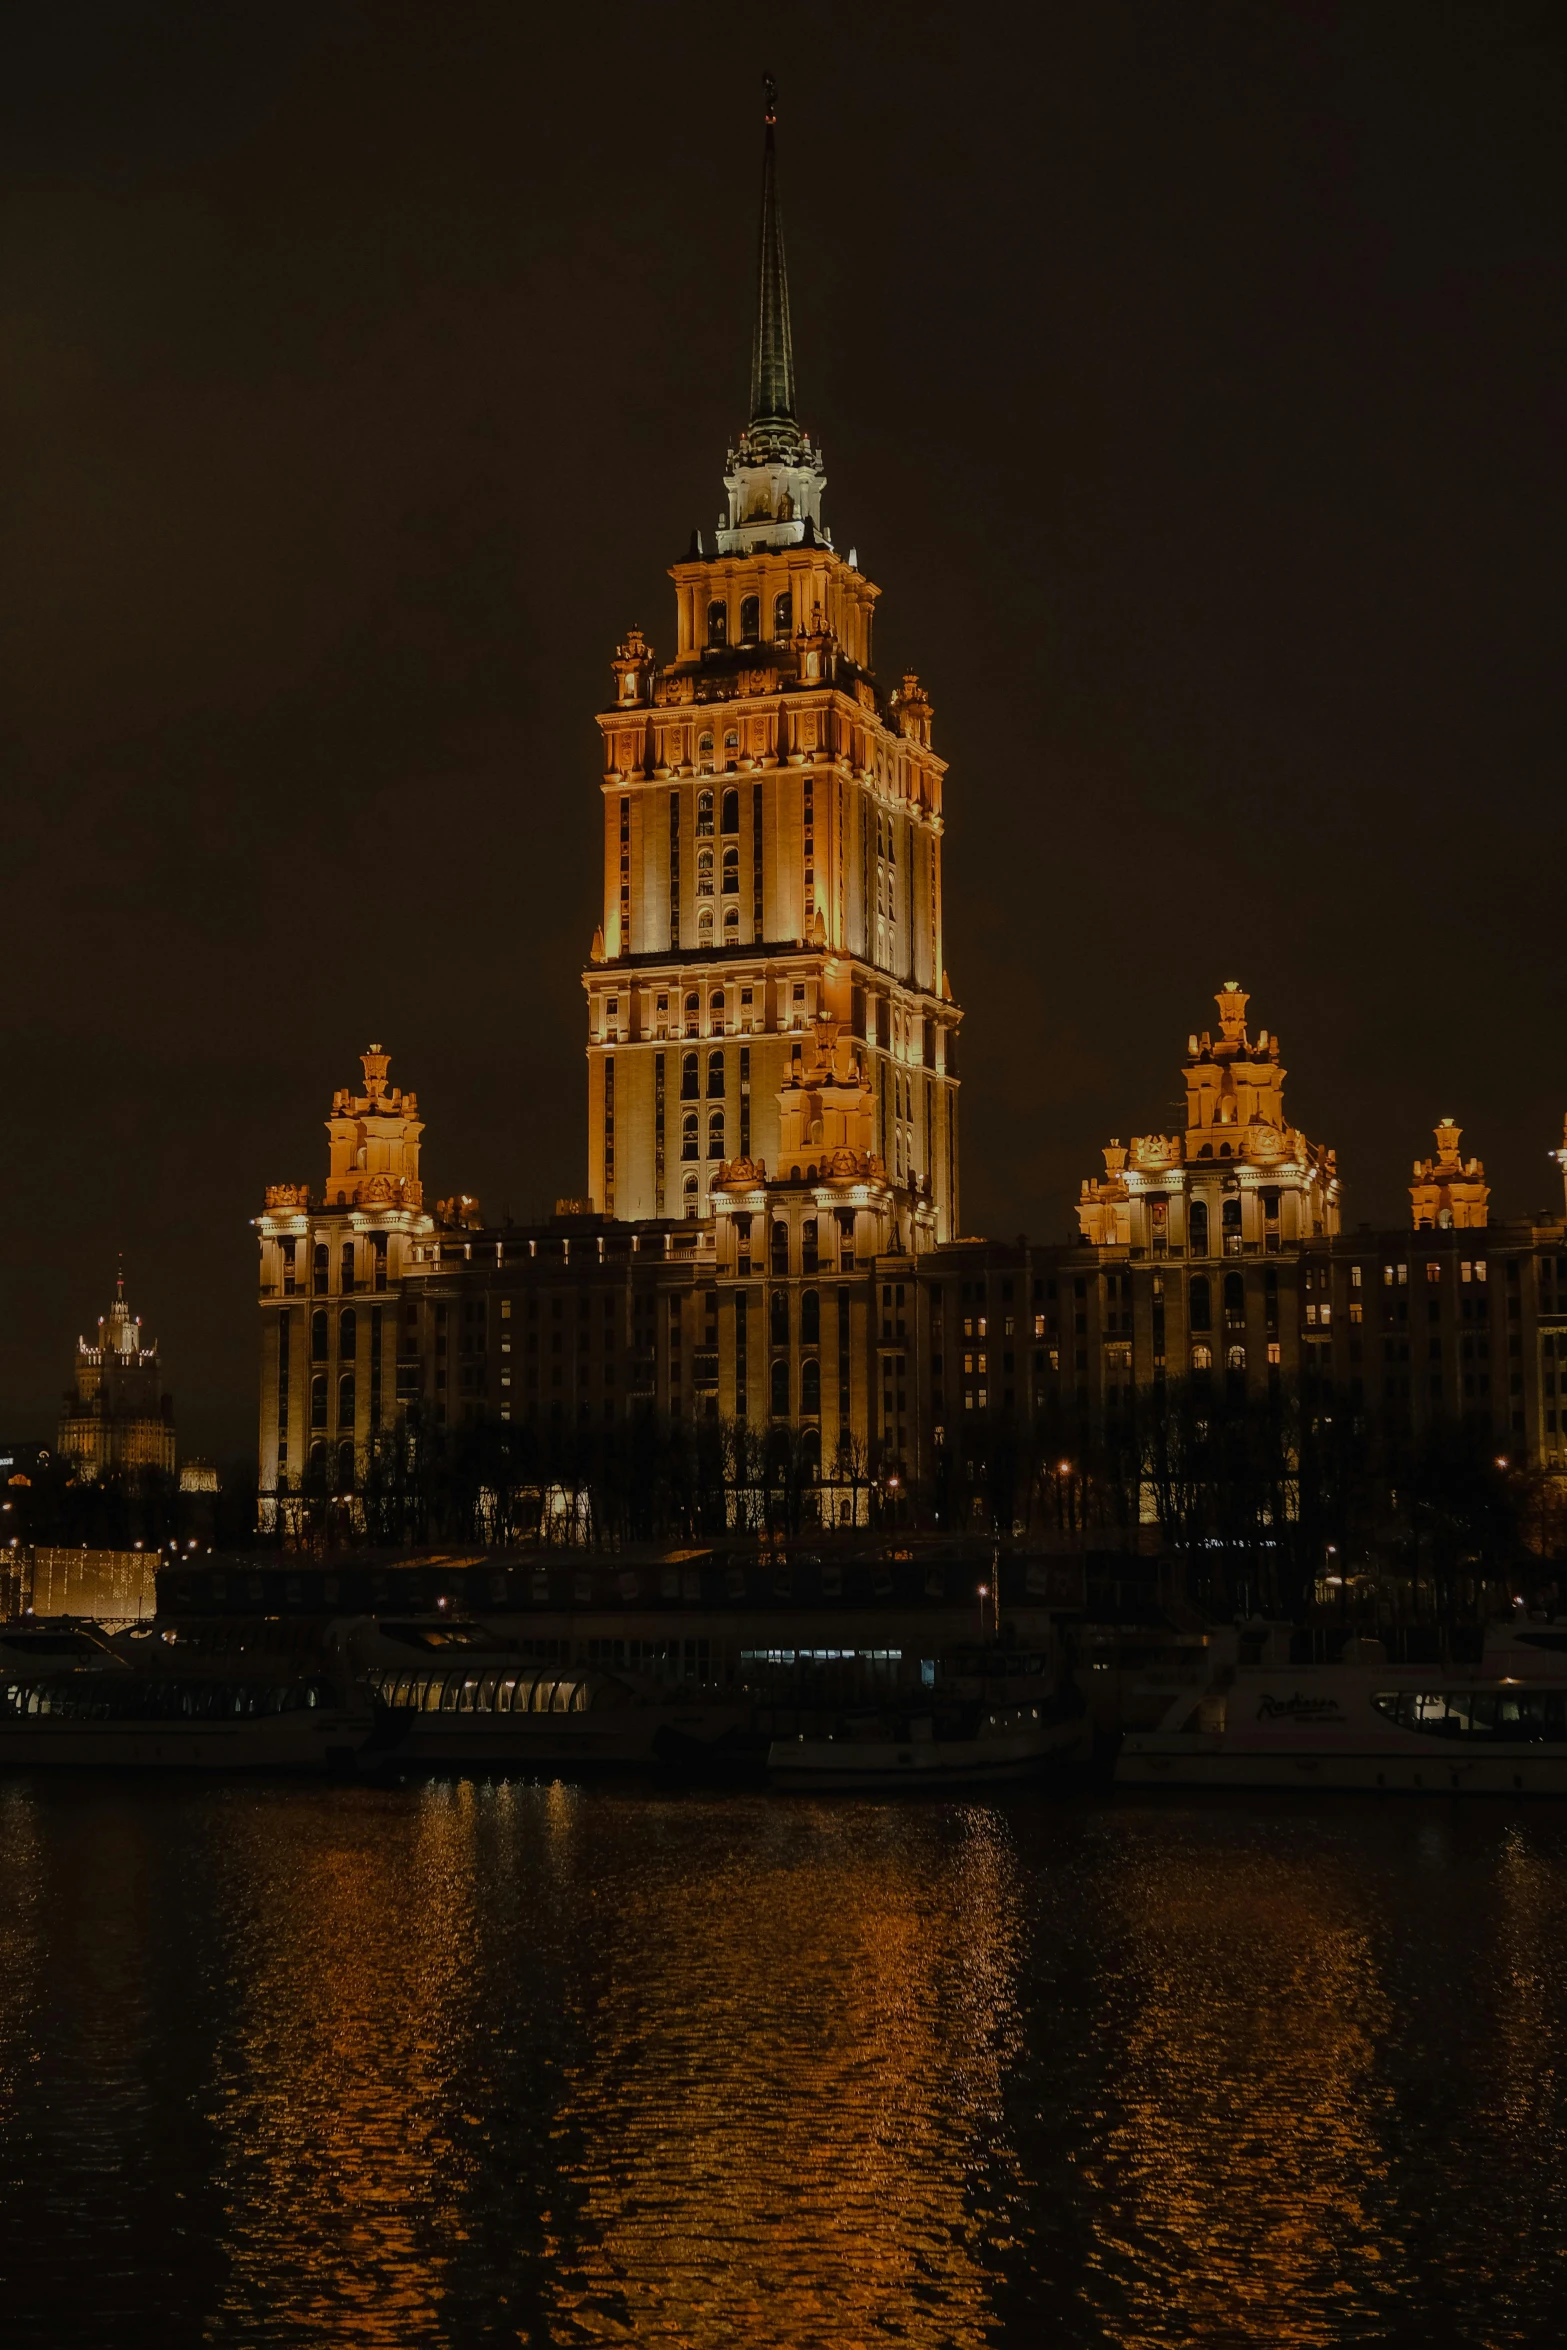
left=748, top=72, right=797, bottom=450
left=716, top=72, right=827, bottom=558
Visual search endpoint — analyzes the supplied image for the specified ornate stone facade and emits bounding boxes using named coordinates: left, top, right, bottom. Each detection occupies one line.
left=59, top=1272, right=176, bottom=1476
left=1077, top=983, right=1341, bottom=1256
left=255, top=1045, right=436, bottom=1497
left=581, top=92, right=960, bottom=1238
left=1410, top=1119, right=1490, bottom=1230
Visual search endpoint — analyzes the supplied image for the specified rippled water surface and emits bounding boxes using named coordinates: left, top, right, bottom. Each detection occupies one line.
left=2, top=1779, right=1565, bottom=2346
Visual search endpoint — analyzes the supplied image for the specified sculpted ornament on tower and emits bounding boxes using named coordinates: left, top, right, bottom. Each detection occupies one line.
left=1078, top=982, right=1341, bottom=1253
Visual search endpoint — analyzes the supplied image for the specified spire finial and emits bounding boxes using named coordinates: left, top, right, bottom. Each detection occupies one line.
left=749, top=70, right=797, bottom=445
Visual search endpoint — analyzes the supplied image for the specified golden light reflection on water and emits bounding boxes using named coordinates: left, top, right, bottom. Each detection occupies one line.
left=203, top=1784, right=488, bottom=2344
left=6, top=1784, right=1567, bottom=2348
left=1080, top=1824, right=1403, bottom=2349
left=542, top=1800, right=1021, bottom=2349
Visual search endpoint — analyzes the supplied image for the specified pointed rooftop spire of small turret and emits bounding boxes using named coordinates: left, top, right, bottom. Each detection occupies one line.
left=748, top=73, right=797, bottom=449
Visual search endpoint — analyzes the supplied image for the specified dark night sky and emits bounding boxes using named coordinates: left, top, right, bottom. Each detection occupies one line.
left=1, top=3, right=1561, bottom=1459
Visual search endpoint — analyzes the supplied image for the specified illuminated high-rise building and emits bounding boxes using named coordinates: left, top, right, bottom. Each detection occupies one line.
left=582, top=82, right=961, bottom=1243
left=58, top=1269, right=177, bottom=1476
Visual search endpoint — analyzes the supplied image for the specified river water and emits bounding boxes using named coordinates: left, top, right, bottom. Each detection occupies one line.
left=1, top=1778, right=1563, bottom=2348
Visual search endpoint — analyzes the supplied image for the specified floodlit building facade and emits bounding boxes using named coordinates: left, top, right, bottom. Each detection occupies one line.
left=252, top=100, right=1567, bottom=1523
left=580, top=87, right=960, bottom=1240
left=59, top=1272, right=177, bottom=1477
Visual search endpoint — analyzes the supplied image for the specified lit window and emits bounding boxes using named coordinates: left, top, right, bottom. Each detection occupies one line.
left=1266, top=1341, right=1281, bottom=1364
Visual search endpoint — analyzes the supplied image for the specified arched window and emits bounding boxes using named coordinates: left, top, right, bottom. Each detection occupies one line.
left=1223, top=1271, right=1245, bottom=1317
left=709, top=992, right=725, bottom=1031
left=697, top=736, right=714, bottom=776
left=1189, top=1274, right=1211, bottom=1332
left=310, top=1372, right=328, bottom=1429
left=739, top=594, right=759, bottom=642
left=723, top=906, right=740, bottom=939
left=1226, top=1344, right=1246, bottom=1372
left=696, top=848, right=714, bottom=896
left=338, top=1370, right=355, bottom=1426
left=771, top=1221, right=789, bottom=1274
left=1189, top=1199, right=1209, bottom=1256
left=801, top=1357, right=821, bottom=1415
left=313, top=1241, right=330, bottom=1294
left=724, top=731, right=738, bottom=768
left=771, top=1288, right=789, bottom=1346
left=681, top=1051, right=699, bottom=1099
left=707, top=1050, right=725, bottom=1096
left=684, top=992, right=700, bottom=1031
left=774, top=590, right=793, bottom=636
left=308, top=1439, right=325, bottom=1477
left=337, top=1439, right=355, bottom=1493
left=1222, top=1196, right=1242, bottom=1236
left=683, top=1173, right=699, bottom=1219
left=707, top=1110, right=725, bottom=1159
left=1191, top=1343, right=1213, bottom=1372
left=720, top=787, right=739, bottom=833
left=697, top=906, right=713, bottom=940
left=800, top=1288, right=820, bottom=1345
left=771, top=1357, right=789, bottom=1417
left=696, top=789, right=714, bottom=833
left=800, top=1426, right=821, bottom=1482
left=706, top=599, right=727, bottom=649
left=721, top=845, right=739, bottom=896
left=310, top=1308, right=328, bottom=1361
left=339, top=1306, right=356, bottom=1358
left=682, top=1112, right=699, bottom=1161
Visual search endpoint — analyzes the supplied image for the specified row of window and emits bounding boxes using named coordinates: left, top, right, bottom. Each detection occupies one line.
left=705, top=593, right=792, bottom=651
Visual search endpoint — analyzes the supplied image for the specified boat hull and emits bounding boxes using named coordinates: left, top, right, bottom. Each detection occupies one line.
left=0, top=1712, right=369, bottom=1773
left=1118, top=1737, right=1567, bottom=1794
left=769, top=1721, right=1075, bottom=1792
left=378, top=1704, right=750, bottom=1772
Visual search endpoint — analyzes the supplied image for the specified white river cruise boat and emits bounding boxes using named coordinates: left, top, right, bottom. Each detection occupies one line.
left=354, top=1617, right=750, bottom=1770
left=1116, top=1610, right=1567, bottom=1794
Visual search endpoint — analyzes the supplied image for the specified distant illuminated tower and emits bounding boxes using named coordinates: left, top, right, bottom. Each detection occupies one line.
left=58, top=1268, right=177, bottom=1476
left=255, top=1044, right=436, bottom=1496
left=582, top=78, right=961, bottom=1238
left=1410, top=1119, right=1490, bottom=1230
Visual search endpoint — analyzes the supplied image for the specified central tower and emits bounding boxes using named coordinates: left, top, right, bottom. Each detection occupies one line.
left=582, top=82, right=961, bottom=1238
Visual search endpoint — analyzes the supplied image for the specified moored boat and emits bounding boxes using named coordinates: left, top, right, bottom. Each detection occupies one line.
left=767, top=1645, right=1083, bottom=1791
left=353, top=1617, right=751, bottom=1770
left=1117, top=1612, right=1567, bottom=1794
left=0, top=1668, right=371, bottom=1772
